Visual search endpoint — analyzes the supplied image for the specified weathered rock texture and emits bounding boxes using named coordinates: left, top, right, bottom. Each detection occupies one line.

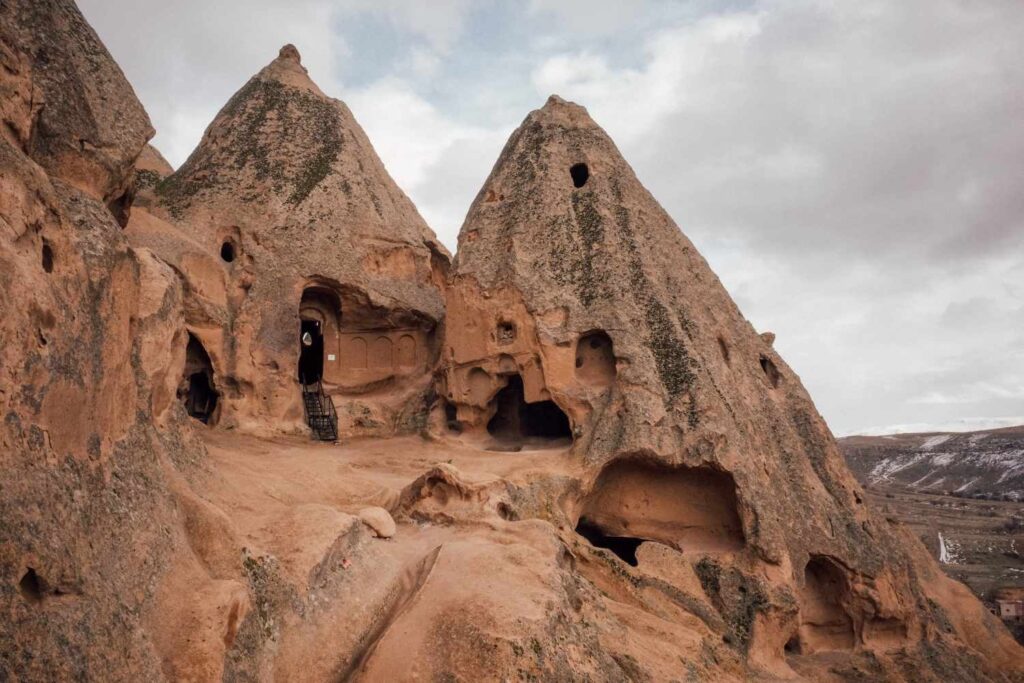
left=2, top=3, right=1022, bottom=681
left=131, top=45, right=449, bottom=437
left=0, top=1, right=215, bottom=678
left=436, top=95, right=1024, bottom=679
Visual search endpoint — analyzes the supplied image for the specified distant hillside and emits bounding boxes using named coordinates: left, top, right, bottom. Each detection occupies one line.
left=840, top=425, right=1024, bottom=645
left=840, top=425, right=1024, bottom=501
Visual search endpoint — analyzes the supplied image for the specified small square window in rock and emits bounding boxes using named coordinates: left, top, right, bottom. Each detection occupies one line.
left=496, top=321, right=516, bottom=345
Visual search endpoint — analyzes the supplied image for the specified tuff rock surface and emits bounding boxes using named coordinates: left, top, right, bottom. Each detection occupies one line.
left=1, top=3, right=1022, bottom=682
left=0, top=0, right=212, bottom=678
left=131, top=44, right=449, bottom=437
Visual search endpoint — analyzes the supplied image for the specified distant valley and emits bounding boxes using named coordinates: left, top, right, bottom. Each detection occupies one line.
left=840, top=426, right=1024, bottom=642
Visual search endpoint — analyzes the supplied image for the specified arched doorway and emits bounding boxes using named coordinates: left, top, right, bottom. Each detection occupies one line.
left=298, top=286, right=341, bottom=385
left=180, top=333, right=219, bottom=424
left=486, top=374, right=572, bottom=447
left=298, top=318, right=324, bottom=383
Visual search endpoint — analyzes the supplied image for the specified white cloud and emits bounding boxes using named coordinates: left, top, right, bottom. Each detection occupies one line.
left=337, top=0, right=475, bottom=54
left=80, top=0, right=340, bottom=168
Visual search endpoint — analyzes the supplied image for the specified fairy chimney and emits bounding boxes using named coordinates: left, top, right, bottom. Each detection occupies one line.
left=136, top=44, right=449, bottom=436
left=438, top=95, right=1023, bottom=675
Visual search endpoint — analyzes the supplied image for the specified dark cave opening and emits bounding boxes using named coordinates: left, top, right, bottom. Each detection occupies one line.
left=575, top=517, right=642, bottom=566
left=220, top=240, right=236, bottom=263
left=570, top=162, right=590, bottom=188
left=19, top=568, right=43, bottom=603
left=41, top=242, right=54, bottom=273
left=298, top=318, right=324, bottom=384
left=181, top=333, right=220, bottom=424
left=760, top=355, right=780, bottom=388
left=486, top=374, right=571, bottom=444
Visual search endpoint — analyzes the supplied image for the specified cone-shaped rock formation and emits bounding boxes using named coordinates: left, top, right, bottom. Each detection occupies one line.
left=2, top=4, right=1021, bottom=679
left=134, top=45, right=449, bottom=436
left=438, top=95, right=1022, bottom=678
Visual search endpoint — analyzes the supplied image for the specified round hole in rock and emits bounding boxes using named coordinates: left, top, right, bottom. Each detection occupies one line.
left=41, top=242, right=54, bottom=273
left=19, top=568, right=44, bottom=603
left=570, top=163, right=589, bottom=188
left=220, top=241, right=236, bottom=263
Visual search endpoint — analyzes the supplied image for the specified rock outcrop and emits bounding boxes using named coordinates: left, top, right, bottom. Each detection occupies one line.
left=0, top=1, right=205, bottom=678
left=131, top=45, right=449, bottom=437
left=436, top=95, right=1023, bottom=679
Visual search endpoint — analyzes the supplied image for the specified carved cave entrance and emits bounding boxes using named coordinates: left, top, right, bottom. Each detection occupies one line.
left=486, top=374, right=572, bottom=447
left=298, top=319, right=324, bottom=384
left=181, top=333, right=219, bottom=424
left=298, top=287, right=341, bottom=385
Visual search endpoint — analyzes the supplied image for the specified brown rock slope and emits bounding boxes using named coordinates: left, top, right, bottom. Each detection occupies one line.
left=131, top=45, right=449, bottom=438
left=436, top=95, right=1024, bottom=679
left=0, top=0, right=212, bottom=678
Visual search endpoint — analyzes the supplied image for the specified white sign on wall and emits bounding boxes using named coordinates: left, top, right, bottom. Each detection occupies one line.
left=327, top=354, right=336, bottom=361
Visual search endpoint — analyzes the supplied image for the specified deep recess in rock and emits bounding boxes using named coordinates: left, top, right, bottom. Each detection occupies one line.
left=496, top=320, right=516, bottom=345
left=486, top=374, right=572, bottom=444
left=181, top=333, right=219, bottom=424
left=107, top=187, right=133, bottom=227
left=575, top=330, right=616, bottom=385
left=41, top=242, right=53, bottom=273
left=444, top=401, right=461, bottom=432
left=220, top=240, right=235, bottom=262
left=797, top=556, right=855, bottom=654
left=760, top=355, right=781, bottom=388
left=570, top=162, right=590, bottom=188
left=579, top=458, right=745, bottom=554
left=575, top=517, right=643, bottom=566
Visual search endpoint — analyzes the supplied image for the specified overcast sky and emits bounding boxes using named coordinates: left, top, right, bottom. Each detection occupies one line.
left=79, top=0, right=1024, bottom=436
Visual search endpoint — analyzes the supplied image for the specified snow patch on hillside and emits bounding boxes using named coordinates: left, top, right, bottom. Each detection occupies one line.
left=920, top=434, right=952, bottom=451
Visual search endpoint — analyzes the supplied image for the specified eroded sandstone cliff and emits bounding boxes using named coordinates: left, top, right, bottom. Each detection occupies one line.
left=0, top=0, right=212, bottom=677
left=131, top=44, right=449, bottom=438
left=1, top=2, right=1021, bottom=681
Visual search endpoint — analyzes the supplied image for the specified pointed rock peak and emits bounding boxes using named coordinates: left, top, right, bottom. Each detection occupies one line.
left=532, top=94, right=596, bottom=128
left=255, top=43, right=322, bottom=96
left=278, top=43, right=302, bottom=64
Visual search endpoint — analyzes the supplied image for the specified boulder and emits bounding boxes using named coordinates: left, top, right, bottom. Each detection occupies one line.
left=359, top=506, right=396, bottom=539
